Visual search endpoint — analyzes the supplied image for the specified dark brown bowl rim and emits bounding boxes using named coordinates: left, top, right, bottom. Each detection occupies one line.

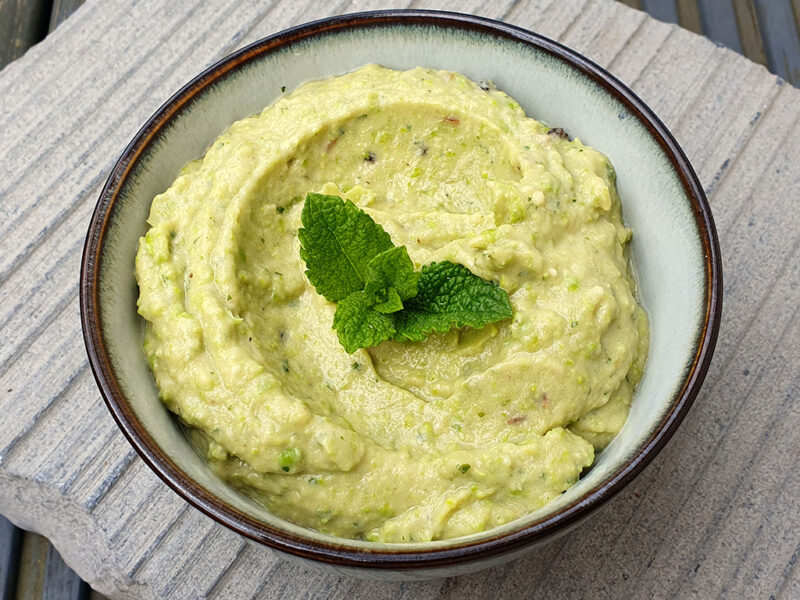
left=80, top=9, right=723, bottom=570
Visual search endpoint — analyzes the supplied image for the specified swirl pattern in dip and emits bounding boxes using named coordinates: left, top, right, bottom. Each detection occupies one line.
left=136, top=65, right=648, bottom=542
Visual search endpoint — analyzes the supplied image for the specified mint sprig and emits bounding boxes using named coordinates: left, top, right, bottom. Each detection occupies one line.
left=298, top=193, right=512, bottom=353
left=298, top=193, right=394, bottom=302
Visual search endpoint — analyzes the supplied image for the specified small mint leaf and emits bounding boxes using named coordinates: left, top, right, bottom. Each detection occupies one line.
left=298, top=193, right=394, bottom=302
left=393, top=261, right=513, bottom=342
left=364, top=246, right=419, bottom=302
left=332, top=291, right=396, bottom=353
left=373, top=288, right=404, bottom=314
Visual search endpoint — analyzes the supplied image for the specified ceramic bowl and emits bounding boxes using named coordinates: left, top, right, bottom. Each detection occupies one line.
left=80, top=10, right=722, bottom=579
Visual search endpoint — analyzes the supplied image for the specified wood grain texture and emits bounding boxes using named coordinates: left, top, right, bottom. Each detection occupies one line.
left=0, top=1, right=799, bottom=598
left=677, top=0, right=703, bottom=32
left=697, top=0, right=743, bottom=52
left=0, top=516, right=22, bottom=599
left=39, top=539, right=90, bottom=600
left=641, top=0, right=678, bottom=23
left=48, top=0, right=85, bottom=31
left=49, top=0, right=86, bottom=31
left=733, top=0, right=768, bottom=65
left=0, top=0, right=50, bottom=69
left=13, top=532, right=49, bottom=600
left=8, top=530, right=90, bottom=600
left=794, top=0, right=800, bottom=36
left=754, top=0, right=800, bottom=83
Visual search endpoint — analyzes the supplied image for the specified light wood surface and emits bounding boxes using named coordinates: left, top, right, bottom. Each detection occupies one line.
left=1, top=1, right=799, bottom=598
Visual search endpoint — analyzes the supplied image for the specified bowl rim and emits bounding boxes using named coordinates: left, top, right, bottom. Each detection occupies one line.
left=80, top=9, right=723, bottom=570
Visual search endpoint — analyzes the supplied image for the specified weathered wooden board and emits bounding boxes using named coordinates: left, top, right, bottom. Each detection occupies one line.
left=0, top=516, right=22, bottom=598
left=48, top=0, right=86, bottom=32
left=1, top=1, right=799, bottom=599
left=0, top=0, right=50, bottom=70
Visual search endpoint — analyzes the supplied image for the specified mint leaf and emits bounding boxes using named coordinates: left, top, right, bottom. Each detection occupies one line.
left=332, top=291, right=396, bottom=353
left=364, top=246, right=419, bottom=313
left=373, top=288, right=404, bottom=314
left=393, top=262, right=513, bottom=342
left=298, top=193, right=394, bottom=302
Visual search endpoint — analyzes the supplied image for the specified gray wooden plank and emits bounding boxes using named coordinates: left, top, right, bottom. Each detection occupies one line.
left=14, top=531, right=48, bottom=600
left=606, top=13, right=676, bottom=84
left=0, top=0, right=50, bottom=70
left=641, top=0, right=678, bottom=23
left=48, top=0, right=85, bottom=32
left=794, top=0, right=800, bottom=43
left=677, top=0, right=703, bottom=32
left=41, top=543, right=89, bottom=600
left=7, top=529, right=93, bottom=600
left=754, top=0, right=800, bottom=84
left=1, top=1, right=800, bottom=599
left=697, top=0, right=744, bottom=53
left=0, top=516, right=22, bottom=600
left=733, top=0, right=768, bottom=65
left=506, top=0, right=590, bottom=40
left=794, top=0, right=800, bottom=37
left=0, top=1, right=122, bottom=112
left=558, top=0, right=647, bottom=67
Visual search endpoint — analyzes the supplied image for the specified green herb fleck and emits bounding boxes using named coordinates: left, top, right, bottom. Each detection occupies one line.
left=458, top=464, right=471, bottom=474
left=606, top=162, right=616, bottom=183
left=281, top=85, right=286, bottom=93
left=281, top=359, right=290, bottom=373
left=315, top=508, right=333, bottom=523
left=278, top=447, right=298, bottom=472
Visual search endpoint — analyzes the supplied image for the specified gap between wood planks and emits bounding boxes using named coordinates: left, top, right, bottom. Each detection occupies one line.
left=0, top=0, right=85, bottom=70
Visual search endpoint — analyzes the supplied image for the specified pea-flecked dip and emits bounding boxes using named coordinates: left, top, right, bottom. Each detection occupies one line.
left=135, top=64, right=649, bottom=543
